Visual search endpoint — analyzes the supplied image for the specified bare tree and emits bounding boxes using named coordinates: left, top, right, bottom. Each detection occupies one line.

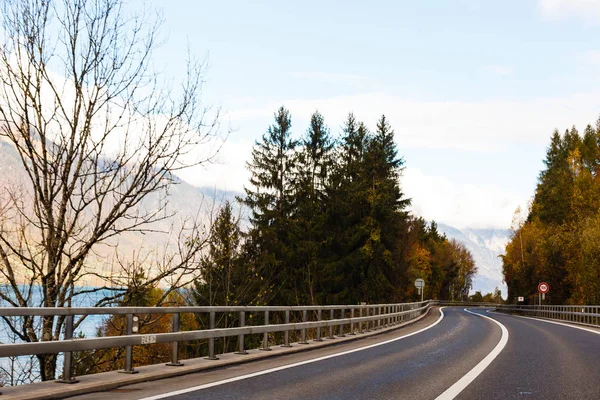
left=0, top=0, right=221, bottom=381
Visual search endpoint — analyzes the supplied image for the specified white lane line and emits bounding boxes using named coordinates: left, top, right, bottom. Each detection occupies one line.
left=486, top=309, right=600, bottom=336
left=435, top=308, right=509, bottom=400
left=139, top=308, right=446, bottom=400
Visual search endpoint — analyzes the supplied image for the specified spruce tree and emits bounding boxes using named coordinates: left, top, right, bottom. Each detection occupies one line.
left=193, top=201, right=244, bottom=307
left=291, top=111, right=334, bottom=304
left=321, top=114, right=370, bottom=304
left=360, top=115, right=410, bottom=301
left=241, top=106, right=297, bottom=304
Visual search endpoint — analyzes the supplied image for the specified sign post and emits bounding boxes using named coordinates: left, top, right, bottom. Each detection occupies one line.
left=538, top=282, right=549, bottom=305
left=414, top=279, right=425, bottom=302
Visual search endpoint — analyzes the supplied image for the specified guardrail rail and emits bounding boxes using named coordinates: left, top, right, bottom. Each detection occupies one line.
left=495, top=304, right=600, bottom=328
left=0, top=300, right=437, bottom=387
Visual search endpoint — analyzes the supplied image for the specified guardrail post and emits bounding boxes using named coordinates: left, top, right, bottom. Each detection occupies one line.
left=300, top=310, right=309, bottom=344
left=377, top=307, right=381, bottom=330
left=328, top=309, right=335, bottom=339
left=349, top=308, right=355, bottom=335
left=315, top=309, right=323, bottom=341
left=282, top=310, right=292, bottom=347
left=373, top=307, right=378, bottom=330
left=365, top=307, right=371, bottom=332
left=120, top=314, right=138, bottom=374
left=358, top=307, right=363, bottom=333
left=385, top=306, right=389, bottom=327
left=235, top=311, right=249, bottom=354
left=401, top=305, right=404, bottom=322
left=260, top=311, right=271, bottom=351
left=338, top=309, right=345, bottom=337
left=167, top=313, right=183, bottom=366
left=206, top=311, right=219, bottom=360
left=57, top=314, right=78, bottom=383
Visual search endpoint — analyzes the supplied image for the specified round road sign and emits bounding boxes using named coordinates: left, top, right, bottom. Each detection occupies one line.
left=414, top=279, right=425, bottom=289
left=538, top=282, right=549, bottom=294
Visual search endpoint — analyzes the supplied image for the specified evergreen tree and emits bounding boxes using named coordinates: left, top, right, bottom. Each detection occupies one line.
left=193, top=201, right=245, bottom=307
left=580, top=124, right=598, bottom=173
left=320, top=114, right=370, bottom=304
left=360, top=115, right=411, bottom=301
left=290, top=111, right=334, bottom=304
left=531, top=130, right=573, bottom=224
left=241, top=106, right=298, bottom=304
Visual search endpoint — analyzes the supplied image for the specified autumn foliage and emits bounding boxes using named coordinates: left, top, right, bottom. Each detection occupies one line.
left=503, top=121, right=600, bottom=304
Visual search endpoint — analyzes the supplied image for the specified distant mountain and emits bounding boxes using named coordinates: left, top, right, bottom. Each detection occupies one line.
left=437, top=223, right=511, bottom=297
left=0, top=139, right=242, bottom=285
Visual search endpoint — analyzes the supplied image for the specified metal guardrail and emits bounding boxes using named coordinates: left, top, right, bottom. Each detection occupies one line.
left=495, top=304, right=600, bottom=328
left=0, top=300, right=436, bottom=384
left=437, top=301, right=500, bottom=307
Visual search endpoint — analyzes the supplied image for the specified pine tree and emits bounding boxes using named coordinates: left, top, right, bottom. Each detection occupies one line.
left=193, top=201, right=245, bottom=307
left=580, top=124, right=598, bottom=173
left=359, top=115, right=411, bottom=301
left=241, top=107, right=298, bottom=305
left=320, top=114, right=370, bottom=304
left=290, top=111, right=334, bottom=304
left=531, top=129, right=573, bottom=224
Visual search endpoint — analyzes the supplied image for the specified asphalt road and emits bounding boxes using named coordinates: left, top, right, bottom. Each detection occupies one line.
left=457, top=309, right=600, bottom=399
left=87, top=307, right=499, bottom=400
left=73, top=307, right=600, bottom=400
left=163, top=308, right=501, bottom=400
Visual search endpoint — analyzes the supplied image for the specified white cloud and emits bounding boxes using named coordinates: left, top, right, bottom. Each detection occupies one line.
left=229, top=91, right=600, bottom=151
left=538, top=0, right=600, bottom=21
left=403, top=168, right=527, bottom=229
left=177, top=138, right=252, bottom=193
left=186, top=90, right=600, bottom=229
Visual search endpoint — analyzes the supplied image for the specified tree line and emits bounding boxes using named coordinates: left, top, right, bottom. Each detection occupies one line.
left=193, top=107, right=477, bottom=308
left=75, top=107, right=480, bottom=375
left=503, top=119, right=600, bottom=304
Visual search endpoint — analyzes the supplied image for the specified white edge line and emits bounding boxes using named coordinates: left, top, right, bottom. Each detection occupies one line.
left=435, top=308, right=509, bottom=400
left=139, top=307, right=446, bottom=400
left=486, top=309, right=600, bottom=336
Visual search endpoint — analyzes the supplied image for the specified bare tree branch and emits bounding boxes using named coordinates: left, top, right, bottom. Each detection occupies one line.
left=0, top=0, right=222, bottom=382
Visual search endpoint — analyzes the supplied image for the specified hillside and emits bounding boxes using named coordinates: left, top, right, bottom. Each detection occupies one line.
left=0, top=138, right=243, bottom=286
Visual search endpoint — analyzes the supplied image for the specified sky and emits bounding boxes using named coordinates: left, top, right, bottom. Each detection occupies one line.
left=146, top=0, right=600, bottom=229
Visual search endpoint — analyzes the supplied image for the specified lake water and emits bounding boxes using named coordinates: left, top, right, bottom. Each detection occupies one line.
left=0, top=285, right=123, bottom=384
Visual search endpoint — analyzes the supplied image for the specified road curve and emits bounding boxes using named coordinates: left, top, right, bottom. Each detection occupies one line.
left=457, top=309, right=600, bottom=399
left=106, top=307, right=500, bottom=400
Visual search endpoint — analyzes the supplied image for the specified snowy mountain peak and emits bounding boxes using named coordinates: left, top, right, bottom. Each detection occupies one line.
left=437, top=223, right=511, bottom=297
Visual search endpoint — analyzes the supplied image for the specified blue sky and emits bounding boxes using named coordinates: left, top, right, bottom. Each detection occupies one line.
left=148, top=0, right=600, bottom=229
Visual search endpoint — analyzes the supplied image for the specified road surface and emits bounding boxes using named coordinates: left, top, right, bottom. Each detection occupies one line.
left=72, top=307, right=600, bottom=399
